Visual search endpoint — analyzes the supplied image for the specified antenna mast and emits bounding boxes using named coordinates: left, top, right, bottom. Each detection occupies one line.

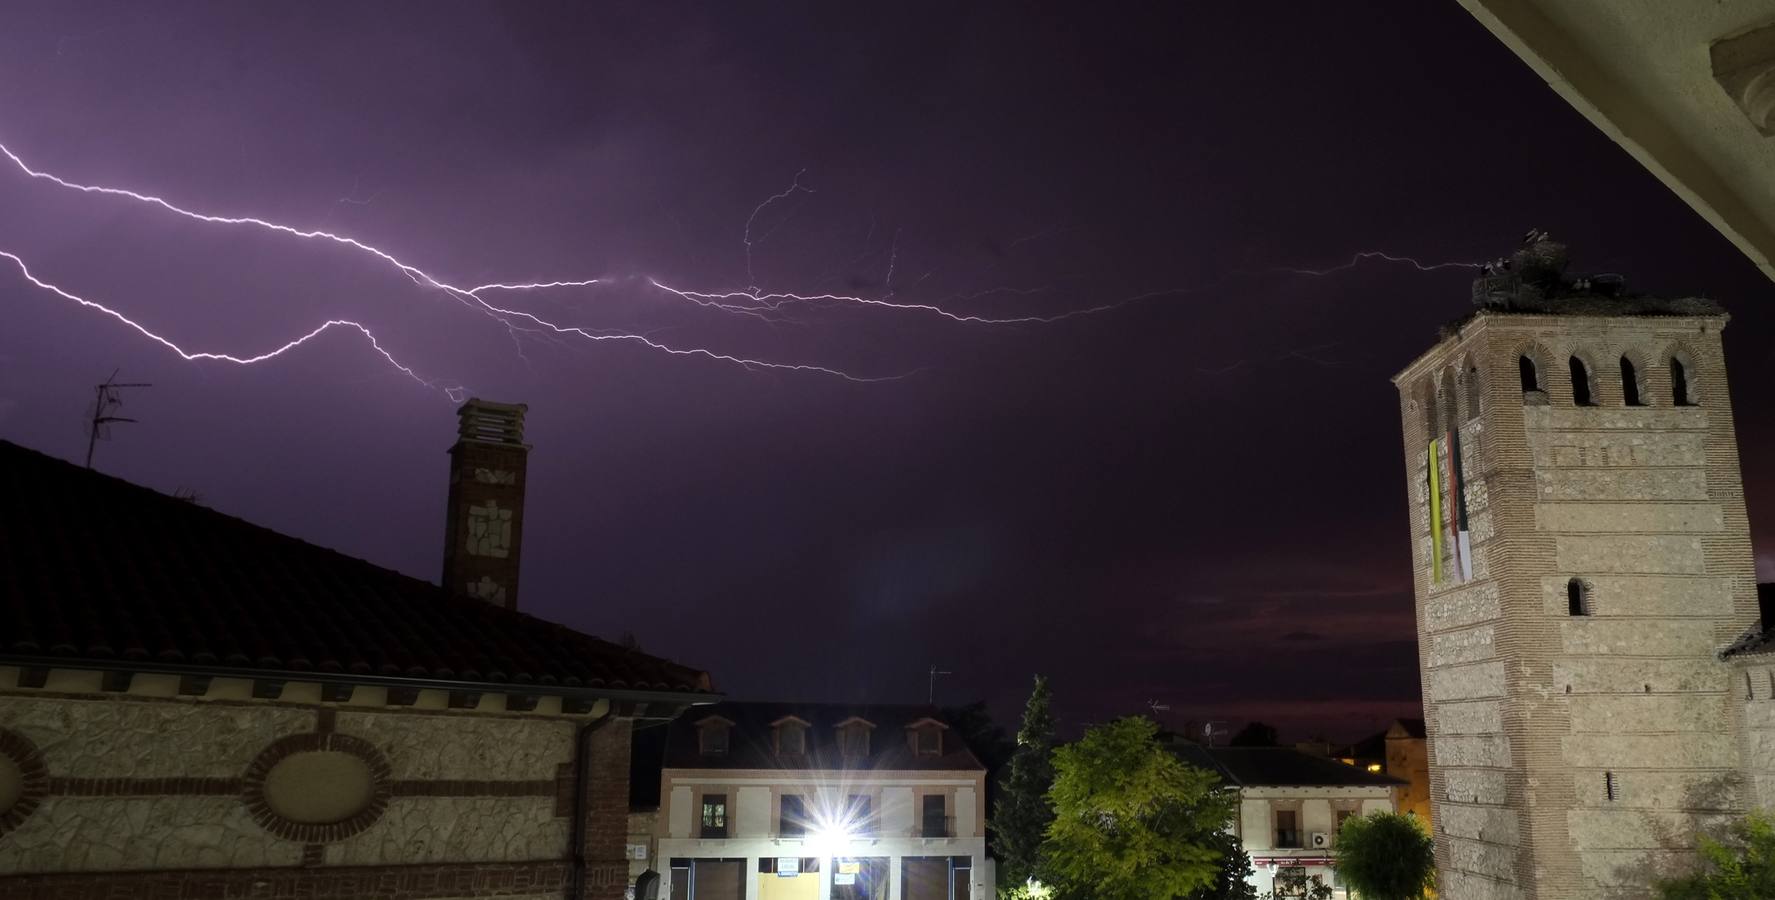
left=86, top=369, right=151, bottom=469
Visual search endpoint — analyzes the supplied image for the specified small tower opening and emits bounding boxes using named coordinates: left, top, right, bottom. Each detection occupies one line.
left=1519, top=355, right=1539, bottom=393
left=1569, top=357, right=1595, bottom=406
left=1567, top=578, right=1590, bottom=616
left=1621, top=356, right=1643, bottom=406
left=1671, top=356, right=1696, bottom=406
left=1464, top=362, right=1482, bottom=419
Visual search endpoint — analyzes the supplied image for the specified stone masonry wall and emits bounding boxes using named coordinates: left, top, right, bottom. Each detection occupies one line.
left=1395, top=311, right=1759, bottom=900
left=0, top=681, right=634, bottom=899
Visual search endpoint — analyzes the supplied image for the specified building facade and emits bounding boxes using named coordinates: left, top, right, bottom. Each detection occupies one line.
left=0, top=400, right=714, bottom=900
left=1393, top=237, right=1768, bottom=899
left=650, top=703, right=992, bottom=900
left=1174, top=744, right=1402, bottom=899
left=1385, top=719, right=1432, bottom=824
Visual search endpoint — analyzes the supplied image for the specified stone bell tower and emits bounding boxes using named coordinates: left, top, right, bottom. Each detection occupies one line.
left=441, top=398, right=530, bottom=610
left=1391, top=235, right=1759, bottom=899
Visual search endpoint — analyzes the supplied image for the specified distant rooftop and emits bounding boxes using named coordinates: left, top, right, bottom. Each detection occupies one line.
left=1168, top=743, right=1405, bottom=789
left=1716, top=584, right=1775, bottom=659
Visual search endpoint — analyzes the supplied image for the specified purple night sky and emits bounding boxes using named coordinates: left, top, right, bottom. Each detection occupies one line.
left=1, top=2, right=1770, bottom=739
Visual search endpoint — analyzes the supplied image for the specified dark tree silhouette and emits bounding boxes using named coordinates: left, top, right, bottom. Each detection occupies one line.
left=1229, top=721, right=1279, bottom=747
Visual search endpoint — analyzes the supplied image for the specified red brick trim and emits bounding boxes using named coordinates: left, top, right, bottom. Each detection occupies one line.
left=241, top=732, right=392, bottom=843
left=0, top=727, right=48, bottom=837
left=389, top=779, right=556, bottom=797
left=49, top=776, right=242, bottom=796
left=0, top=860, right=575, bottom=900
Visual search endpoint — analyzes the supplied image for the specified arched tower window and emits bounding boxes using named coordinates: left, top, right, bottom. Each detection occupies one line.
left=1569, top=357, right=1595, bottom=406
left=1568, top=578, right=1591, bottom=616
left=1620, top=356, right=1644, bottom=407
left=1671, top=356, right=1697, bottom=406
left=1519, top=355, right=1540, bottom=393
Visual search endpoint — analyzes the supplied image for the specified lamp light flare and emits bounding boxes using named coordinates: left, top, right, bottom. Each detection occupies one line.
left=0, top=249, right=466, bottom=401
left=0, top=138, right=888, bottom=382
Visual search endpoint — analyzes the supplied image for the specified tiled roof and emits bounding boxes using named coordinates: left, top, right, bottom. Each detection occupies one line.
left=1168, top=743, right=1403, bottom=788
left=660, top=701, right=985, bottom=771
left=0, top=440, right=711, bottom=698
left=1208, top=748, right=1405, bottom=788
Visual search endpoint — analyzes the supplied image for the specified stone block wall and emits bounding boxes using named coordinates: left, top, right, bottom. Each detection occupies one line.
left=1395, top=311, right=1759, bottom=900
left=0, top=673, right=637, bottom=900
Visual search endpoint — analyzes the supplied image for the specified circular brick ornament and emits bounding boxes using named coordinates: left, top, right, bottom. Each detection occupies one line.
left=0, top=727, right=48, bottom=837
left=243, top=732, right=391, bottom=843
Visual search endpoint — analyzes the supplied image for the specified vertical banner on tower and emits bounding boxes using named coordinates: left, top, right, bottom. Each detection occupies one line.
left=1427, top=439, right=1444, bottom=583
left=1448, top=429, right=1473, bottom=582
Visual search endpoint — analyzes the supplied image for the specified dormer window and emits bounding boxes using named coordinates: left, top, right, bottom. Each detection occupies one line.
left=835, top=717, right=875, bottom=758
left=696, top=716, right=734, bottom=756
left=773, top=716, right=810, bottom=756
left=906, top=718, right=947, bottom=756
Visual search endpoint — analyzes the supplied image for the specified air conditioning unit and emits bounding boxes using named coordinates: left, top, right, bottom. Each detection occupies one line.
left=1311, top=832, right=1331, bottom=849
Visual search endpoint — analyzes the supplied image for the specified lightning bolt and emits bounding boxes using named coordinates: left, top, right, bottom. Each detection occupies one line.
left=648, top=244, right=1476, bottom=327
left=0, top=139, right=890, bottom=383
left=0, top=134, right=1487, bottom=393
left=1, top=249, right=466, bottom=401
left=646, top=272, right=1252, bottom=326
left=1279, top=251, right=1480, bottom=276
left=743, top=168, right=811, bottom=292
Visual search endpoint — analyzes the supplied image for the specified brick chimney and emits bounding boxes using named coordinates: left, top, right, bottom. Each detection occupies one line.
left=441, top=399, right=530, bottom=610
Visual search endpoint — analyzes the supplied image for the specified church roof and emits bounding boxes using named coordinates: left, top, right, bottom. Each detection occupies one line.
left=0, top=440, right=712, bottom=700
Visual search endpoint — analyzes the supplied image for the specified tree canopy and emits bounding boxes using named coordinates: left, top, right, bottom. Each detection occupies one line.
left=1042, top=716, right=1235, bottom=900
left=992, top=675, right=1057, bottom=893
left=1333, top=812, right=1435, bottom=900
left=1657, top=813, right=1775, bottom=900
left=1186, top=829, right=1258, bottom=900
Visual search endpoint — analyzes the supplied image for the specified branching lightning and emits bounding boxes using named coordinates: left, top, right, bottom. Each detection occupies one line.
left=0, top=140, right=891, bottom=385
left=743, top=168, right=811, bottom=292
left=0, top=135, right=1484, bottom=396
left=1279, top=251, right=1480, bottom=276
left=646, top=271, right=1251, bottom=326
left=0, top=249, right=466, bottom=400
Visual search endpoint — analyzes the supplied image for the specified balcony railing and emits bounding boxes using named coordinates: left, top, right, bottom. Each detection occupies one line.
left=920, top=816, right=953, bottom=838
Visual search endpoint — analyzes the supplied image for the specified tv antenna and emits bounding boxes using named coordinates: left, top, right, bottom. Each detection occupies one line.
left=85, top=369, right=151, bottom=469
left=1148, top=699, right=1171, bottom=717
left=927, top=665, right=952, bottom=705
